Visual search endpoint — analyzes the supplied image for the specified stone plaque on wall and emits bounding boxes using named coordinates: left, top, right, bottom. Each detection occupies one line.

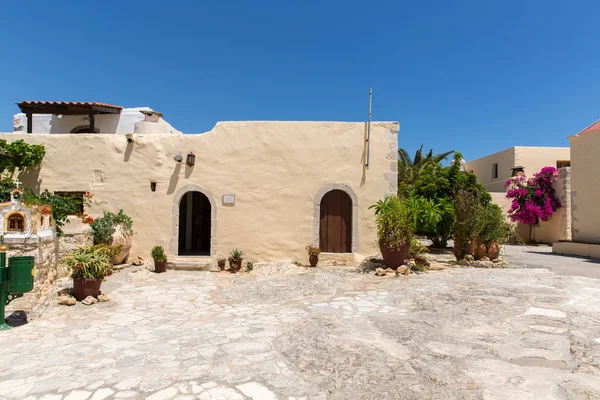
left=223, top=194, right=235, bottom=206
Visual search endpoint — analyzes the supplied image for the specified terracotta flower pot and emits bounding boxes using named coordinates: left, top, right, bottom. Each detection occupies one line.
left=379, top=239, right=409, bottom=268
left=473, top=240, right=487, bottom=260
left=309, top=255, right=318, bottom=267
left=487, top=242, right=500, bottom=260
left=73, top=278, right=103, bottom=301
left=154, top=260, right=167, bottom=273
left=111, top=226, right=132, bottom=265
left=218, top=262, right=226, bottom=271
left=229, top=258, right=243, bottom=273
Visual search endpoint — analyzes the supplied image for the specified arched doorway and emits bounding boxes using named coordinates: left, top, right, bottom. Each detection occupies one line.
left=178, top=191, right=211, bottom=256
left=319, top=190, right=352, bottom=253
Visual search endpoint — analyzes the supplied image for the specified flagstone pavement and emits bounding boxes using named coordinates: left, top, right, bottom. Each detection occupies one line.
left=1, top=256, right=600, bottom=399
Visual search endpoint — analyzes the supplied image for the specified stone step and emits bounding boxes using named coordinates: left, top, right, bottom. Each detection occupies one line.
left=168, top=257, right=215, bottom=271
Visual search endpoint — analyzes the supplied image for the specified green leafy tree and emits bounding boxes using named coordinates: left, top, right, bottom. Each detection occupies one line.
left=0, top=139, right=46, bottom=202
left=406, top=153, right=490, bottom=247
left=398, top=145, right=454, bottom=196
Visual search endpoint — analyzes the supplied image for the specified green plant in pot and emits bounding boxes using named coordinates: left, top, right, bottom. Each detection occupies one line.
left=217, top=258, right=227, bottom=271
left=370, top=196, right=413, bottom=268
left=90, top=209, right=134, bottom=265
left=305, top=245, right=321, bottom=267
left=228, top=249, right=244, bottom=273
left=0, top=234, right=6, bottom=251
left=151, top=246, right=168, bottom=273
left=63, top=245, right=112, bottom=301
left=478, top=204, right=510, bottom=260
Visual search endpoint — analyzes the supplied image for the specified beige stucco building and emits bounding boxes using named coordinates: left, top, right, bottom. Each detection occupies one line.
left=2, top=102, right=398, bottom=266
left=466, top=146, right=572, bottom=244
left=465, top=146, right=570, bottom=192
left=554, top=120, right=600, bottom=258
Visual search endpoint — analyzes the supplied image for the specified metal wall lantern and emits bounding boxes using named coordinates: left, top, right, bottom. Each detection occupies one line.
left=186, top=152, right=196, bottom=167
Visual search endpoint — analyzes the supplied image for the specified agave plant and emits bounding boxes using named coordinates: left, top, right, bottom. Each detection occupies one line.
left=229, top=249, right=244, bottom=260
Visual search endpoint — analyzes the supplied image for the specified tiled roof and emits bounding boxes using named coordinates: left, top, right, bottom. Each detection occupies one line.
left=575, top=120, right=600, bottom=136
left=18, top=101, right=123, bottom=110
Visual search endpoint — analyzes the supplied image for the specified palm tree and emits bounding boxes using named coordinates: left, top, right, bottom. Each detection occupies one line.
left=398, top=145, right=454, bottom=193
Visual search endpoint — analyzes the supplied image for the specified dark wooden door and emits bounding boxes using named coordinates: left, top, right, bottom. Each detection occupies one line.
left=319, top=190, right=352, bottom=253
left=179, top=192, right=211, bottom=256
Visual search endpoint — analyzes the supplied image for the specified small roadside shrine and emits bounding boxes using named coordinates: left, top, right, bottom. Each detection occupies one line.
left=0, top=179, right=55, bottom=242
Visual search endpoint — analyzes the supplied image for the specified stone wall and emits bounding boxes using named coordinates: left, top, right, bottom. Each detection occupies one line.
left=4, top=228, right=93, bottom=309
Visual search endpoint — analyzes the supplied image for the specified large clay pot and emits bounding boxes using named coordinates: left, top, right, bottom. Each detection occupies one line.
left=229, top=258, right=243, bottom=273
left=111, top=226, right=132, bottom=265
left=487, top=242, right=500, bottom=260
left=379, top=239, right=409, bottom=268
left=154, top=260, right=167, bottom=273
left=473, top=240, right=487, bottom=260
left=309, top=255, right=319, bottom=267
left=73, top=278, right=103, bottom=301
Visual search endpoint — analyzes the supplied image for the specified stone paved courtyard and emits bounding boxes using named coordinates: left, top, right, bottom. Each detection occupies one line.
left=2, top=250, right=600, bottom=400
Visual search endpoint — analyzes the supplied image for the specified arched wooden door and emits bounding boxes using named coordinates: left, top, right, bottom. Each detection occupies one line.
left=319, top=190, right=352, bottom=253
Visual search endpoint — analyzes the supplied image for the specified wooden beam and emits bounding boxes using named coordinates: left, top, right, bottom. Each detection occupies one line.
left=90, top=105, right=121, bottom=114
left=89, top=113, right=95, bottom=133
left=26, top=112, right=33, bottom=133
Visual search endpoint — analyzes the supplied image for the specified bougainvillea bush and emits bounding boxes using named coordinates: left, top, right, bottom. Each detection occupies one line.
left=505, top=167, right=562, bottom=240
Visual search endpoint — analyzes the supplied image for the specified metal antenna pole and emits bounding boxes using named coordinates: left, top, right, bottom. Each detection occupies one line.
left=366, top=88, right=372, bottom=169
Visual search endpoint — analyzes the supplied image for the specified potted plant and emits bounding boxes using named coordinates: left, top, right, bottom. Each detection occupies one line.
left=151, top=246, right=168, bottom=273
left=63, top=245, right=112, bottom=301
left=409, top=238, right=429, bottom=266
left=478, top=204, right=510, bottom=260
left=370, top=196, right=413, bottom=268
left=217, top=258, right=227, bottom=271
left=0, top=235, right=6, bottom=251
left=245, top=261, right=254, bottom=272
left=90, top=209, right=134, bottom=264
left=228, top=249, right=244, bottom=273
left=305, top=245, right=321, bottom=267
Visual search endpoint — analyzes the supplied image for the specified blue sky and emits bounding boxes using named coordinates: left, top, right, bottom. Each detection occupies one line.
left=1, top=0, right=599, bottom=161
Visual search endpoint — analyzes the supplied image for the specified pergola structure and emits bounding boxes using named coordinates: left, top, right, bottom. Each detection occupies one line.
left=17, top=101, right=123, bottom=133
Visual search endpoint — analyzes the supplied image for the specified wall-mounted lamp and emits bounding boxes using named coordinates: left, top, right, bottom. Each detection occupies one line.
left=126, top=133, right=134, bottom=144
left=173, top=153, right=183, bottom=163
left=186, top=152, right=196, bottom=167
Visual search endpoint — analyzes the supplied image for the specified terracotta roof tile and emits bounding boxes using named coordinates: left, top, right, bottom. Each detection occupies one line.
left=576, top=120, right=600, bottom=136
left=18, top=101, right=123, bottom=110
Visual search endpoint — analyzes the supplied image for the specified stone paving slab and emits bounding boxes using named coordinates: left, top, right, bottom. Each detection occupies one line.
left=1, top=263, right=600, bottom=399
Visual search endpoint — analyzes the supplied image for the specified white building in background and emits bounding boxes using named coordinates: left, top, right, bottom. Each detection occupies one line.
left=13, top=101, right=181, bottom=135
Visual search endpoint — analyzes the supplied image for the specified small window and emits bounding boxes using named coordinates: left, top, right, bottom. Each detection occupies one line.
left=7, top=214, right=25, bottom=232
left=54, top=191, right=85, bottom=215
left=557, top=160, right=571, bottom=168
left=492, top=163, right=499, bottom=179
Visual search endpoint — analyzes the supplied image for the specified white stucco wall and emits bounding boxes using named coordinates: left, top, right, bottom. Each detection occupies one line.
left=0, top=121, right=398, bottom=262
left=13, top=107, right=181, bottom=135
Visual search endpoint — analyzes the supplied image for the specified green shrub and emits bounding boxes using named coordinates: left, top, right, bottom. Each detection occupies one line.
left=151, top=246, right=167, bottom=262
left=409, top=238, right=428, bottom=258
left=63, top=246, right=112, bottom=280
left=370, top=196, right=413, bottom=250
left=22, top=189, right=83, bottom=236
left=91, top=209, right=133, bottom=245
